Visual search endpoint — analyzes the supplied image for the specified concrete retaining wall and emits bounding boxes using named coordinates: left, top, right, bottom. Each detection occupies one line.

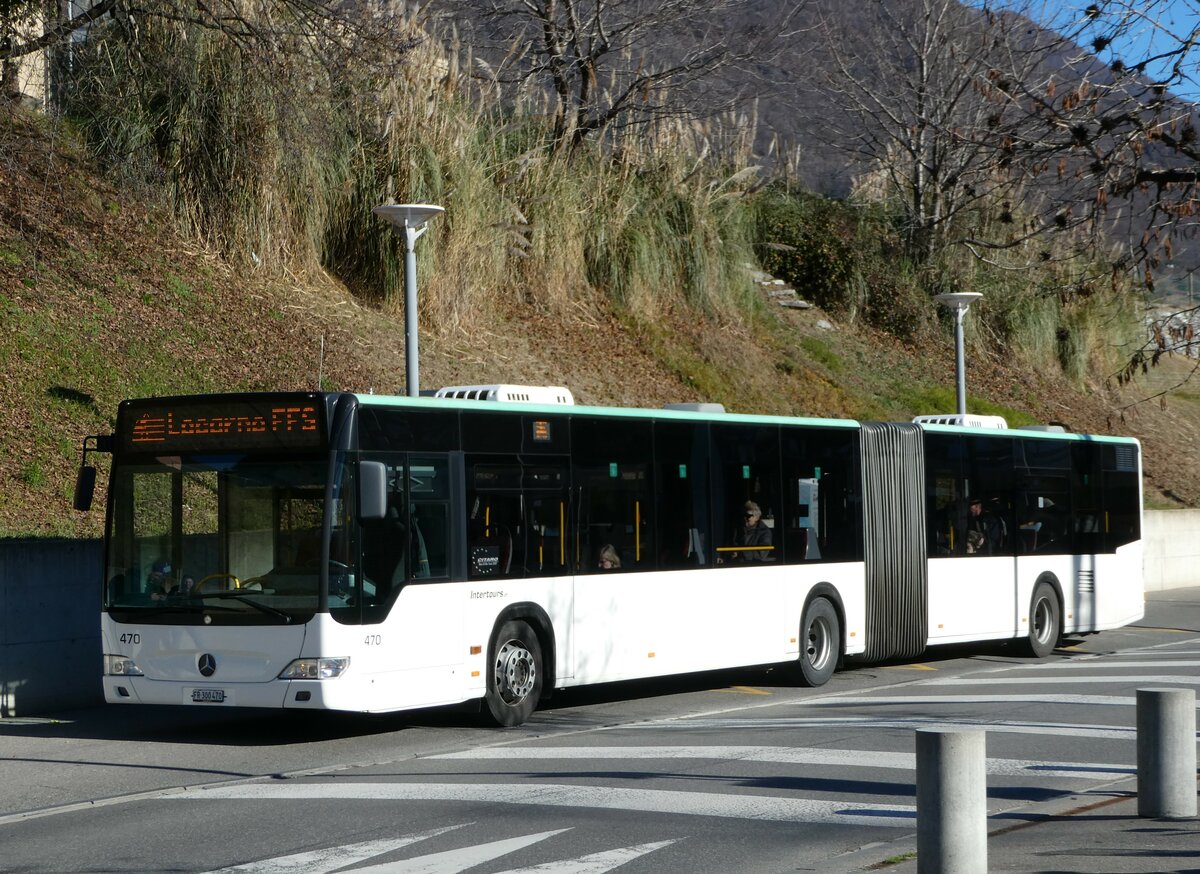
left=2, top=510, right=1197, bottom=716
left=1143, top=509, right=1200, bottom=593
left=0, top=538, right=103, bottom=717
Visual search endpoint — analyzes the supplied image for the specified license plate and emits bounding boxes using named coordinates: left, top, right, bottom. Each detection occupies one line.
left=192, top=688, right=225, bottom=703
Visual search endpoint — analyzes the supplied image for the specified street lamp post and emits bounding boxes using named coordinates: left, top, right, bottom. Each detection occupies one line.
left=933, top=291, right=983, bottom=418
left=372, top=203, right=445, bottom=397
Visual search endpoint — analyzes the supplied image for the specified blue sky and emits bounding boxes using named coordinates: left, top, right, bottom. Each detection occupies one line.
left=974, top=1, right=1200, bottom=101
left=1030, top=1, right=1200, bottom=101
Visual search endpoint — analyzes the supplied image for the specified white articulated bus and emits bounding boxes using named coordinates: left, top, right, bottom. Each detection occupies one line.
left=74, top=387, right=1144, bottom=726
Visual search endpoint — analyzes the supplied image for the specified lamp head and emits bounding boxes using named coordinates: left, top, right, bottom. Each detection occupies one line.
left=934, top=291, right=983, bottom=311
left=372, top=203, right=445, bottom=229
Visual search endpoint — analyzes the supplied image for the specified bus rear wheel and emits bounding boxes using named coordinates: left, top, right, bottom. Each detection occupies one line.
left=485, top=620, right=543, bottom=727
left=1022, top=582, right=1061, bottom=658
left=799, top=597, right=840, bottom=687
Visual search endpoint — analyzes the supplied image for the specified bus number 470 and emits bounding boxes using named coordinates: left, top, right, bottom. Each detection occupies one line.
left=364, top=635, right=382, bottom=646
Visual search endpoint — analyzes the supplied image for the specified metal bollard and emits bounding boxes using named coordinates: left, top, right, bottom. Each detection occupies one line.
left=1137, top=687, right=1197, bottom=819
left=916, top=729, right=987, bottom=874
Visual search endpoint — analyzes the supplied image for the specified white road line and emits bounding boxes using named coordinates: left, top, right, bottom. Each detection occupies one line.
left=803, top=693, right=1200, bottom=709
left=178, top=782, right=917, bottom=829
left=203, top=824, right=470, bottom=873
left=925, top=675, right=1200, bottom=686
left=635, top=717, right=1137, bottom=738
left=493, top=840, right=678, bottom=874
left=809, top=694, right=1143, bottom=707
left=1000, top=660, right=1200, bottom=669
left=429, top=746, right=1130, bottom=779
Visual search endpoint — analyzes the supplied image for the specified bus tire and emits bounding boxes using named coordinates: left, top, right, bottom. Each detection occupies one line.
left=799, top=597, right=840, bottom=687
left=1022, top=582, right=1061, bottom=659
left=485, top=620, right=543, bottom=727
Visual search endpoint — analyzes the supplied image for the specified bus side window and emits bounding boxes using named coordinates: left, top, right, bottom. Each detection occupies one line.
left=409, top=456, right=451, bottom=579
left=782, top=427, right=860, bottom=563
left=407, top=503, right=437, bottom=578
left=359, top=461, right=407, bottom=618
left=469, top=495, right=519, bottom=577
left=923, top=434, right=968, bottom=557
left=1015, top=439, right=1071, bottom=555
left=572, top=417, right=653, bottom=573
left=712, top=424, right=780, bottom=566
left=654, top=421, right=711, bottom=569
left=466, top=463, right=523, bottom=579
left=786, top=477, right=821, bottom=560
left=1102, top=444, right=1140, bottom=551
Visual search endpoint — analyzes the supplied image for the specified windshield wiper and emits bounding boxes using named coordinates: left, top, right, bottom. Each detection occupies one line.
left=201, top=591, right=294, bottom=623
left=124, top=602, right=206, bottom=613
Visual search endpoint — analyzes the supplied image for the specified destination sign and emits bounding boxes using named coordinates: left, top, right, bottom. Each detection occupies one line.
left=119, top=397, right=325, bottom=452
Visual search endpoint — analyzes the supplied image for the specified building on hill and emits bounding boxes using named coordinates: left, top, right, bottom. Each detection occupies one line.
left=3, top=1, right=97, bottom=111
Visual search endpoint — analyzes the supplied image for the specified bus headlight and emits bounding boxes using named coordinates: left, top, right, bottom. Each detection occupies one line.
left=104, top=655, right=143, bottom=676
left=279, top=657, right=349, bottom=680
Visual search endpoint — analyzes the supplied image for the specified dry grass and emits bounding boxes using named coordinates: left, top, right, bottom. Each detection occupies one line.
left=3, top=84, right=1197, bottom=540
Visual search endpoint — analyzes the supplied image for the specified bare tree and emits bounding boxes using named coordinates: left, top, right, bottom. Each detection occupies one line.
left=1005, top=2, right=1200, bottom=267
left=2, top=2, right=115, bottom=63
left=802, top=0, right=1077, bottom=268
left=431, top=0, right=802, bottom=151
left=988, top=1, right=1200, bottom=378
left=1, top=1, right=415, bottom=86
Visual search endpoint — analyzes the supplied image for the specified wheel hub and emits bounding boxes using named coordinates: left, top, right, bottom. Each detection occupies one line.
left=1033, top=600, right=1051, bottom=642
left=495, top=640, right=535, bottom=703
left=807, top=618, right=831, bottom=669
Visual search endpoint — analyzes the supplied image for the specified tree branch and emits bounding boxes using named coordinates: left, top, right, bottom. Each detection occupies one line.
left=1, top=0, right=119, bottom=61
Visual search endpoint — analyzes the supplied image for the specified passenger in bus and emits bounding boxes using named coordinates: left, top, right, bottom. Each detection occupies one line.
left=148, top=560, right=178, bottom=600
left=966, top=497, right=1005, bottom=555
left=597, top=544, right=621, bottom=570
left=729, top=501, right=773, bottom=562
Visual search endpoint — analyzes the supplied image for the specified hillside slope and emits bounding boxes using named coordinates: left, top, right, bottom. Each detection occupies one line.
left=1, top=105, right=1195, bottom=538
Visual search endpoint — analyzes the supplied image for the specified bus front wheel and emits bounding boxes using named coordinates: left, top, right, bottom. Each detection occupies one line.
left=799, top=597, right=840, bottom=687
left=1023, top=582, right=1061, bottom=658
left=485, top=620, right=543, bottom=727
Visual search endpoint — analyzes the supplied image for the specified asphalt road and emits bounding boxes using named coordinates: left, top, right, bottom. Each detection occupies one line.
left=2, top=588, right=1199, bottom=873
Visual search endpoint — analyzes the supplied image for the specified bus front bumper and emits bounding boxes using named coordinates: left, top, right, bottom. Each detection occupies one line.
left=102, top=676, right=329, bottom=709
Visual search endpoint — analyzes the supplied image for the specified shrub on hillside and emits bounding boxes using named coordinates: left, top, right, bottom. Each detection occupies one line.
left=754, top=190, right=858, bottom=312
left=753, top=188, right=931, bottom=338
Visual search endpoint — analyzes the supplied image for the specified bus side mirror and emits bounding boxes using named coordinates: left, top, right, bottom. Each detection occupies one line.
left=74, top=466, right=98, bottom=512
left=359, top=461, right=387, bottom=520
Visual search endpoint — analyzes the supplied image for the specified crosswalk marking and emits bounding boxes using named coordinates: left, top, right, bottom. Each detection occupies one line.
left=179, top=782, right=917, bottom=828
left=203, top=827, right=676, bottom=874
left=204, top=825, right=471, bottom=873
left=427, top=746, right=1132, bottom=779
left=203, top=826, right=675, bottom=874
left=492, top=840, right=678, bottom=874
left=350, top=829, right=571, bottom=874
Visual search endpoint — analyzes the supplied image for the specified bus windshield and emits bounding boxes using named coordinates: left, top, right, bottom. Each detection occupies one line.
left=104, top=454, right=357, bottom=624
